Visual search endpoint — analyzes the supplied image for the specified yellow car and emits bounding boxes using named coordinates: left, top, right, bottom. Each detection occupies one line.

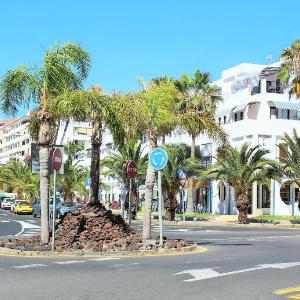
left=15, top=201, right=33, bottom=215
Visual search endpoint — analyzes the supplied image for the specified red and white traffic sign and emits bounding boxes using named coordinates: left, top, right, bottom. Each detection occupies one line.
left=51, top=148, right=63, bottom=171
left=126, top=160, right=137, bottom=178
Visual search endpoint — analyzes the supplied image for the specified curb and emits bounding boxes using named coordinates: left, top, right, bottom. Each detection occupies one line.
left=0, top=245, right=207, bottom=259
left=132, top=220, right=300, bottom=229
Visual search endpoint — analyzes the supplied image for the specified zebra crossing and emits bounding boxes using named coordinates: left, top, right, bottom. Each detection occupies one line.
left=15, top=220, right=41, bottom=237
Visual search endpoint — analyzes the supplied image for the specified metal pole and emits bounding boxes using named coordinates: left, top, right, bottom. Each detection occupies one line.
left=182, top=189, right=185, bottom=221
left=158, top=170, right=163, bottom=246
left=128, top=179, right=132, bottom=226
left=51, top=170, right=57, bottom=251
left=272, top=180, right=275, bottom=215
left=121, top=187, right=125, bottom=219
left=292, top=185, right=295, bottom=217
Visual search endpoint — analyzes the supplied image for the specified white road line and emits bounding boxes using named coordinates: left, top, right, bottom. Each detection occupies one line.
left=15, top=221, right=41, bottom=237
left=0, top=220, right=10, bottom=223
left=88, top=257, right=120, bottom=261
left=53, top=261, right=85, bottom=265
left=175, top=262, right=300, bottom=282
left=13, top=264, right=48, bottom=269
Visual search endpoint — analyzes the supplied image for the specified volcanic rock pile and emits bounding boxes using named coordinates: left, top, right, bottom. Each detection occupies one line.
left=0, top=204, right=188, bottom=252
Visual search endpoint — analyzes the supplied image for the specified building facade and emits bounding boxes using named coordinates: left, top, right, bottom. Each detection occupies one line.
left=199, top=62, right=300, bottom=216
left=0, top=116, right=31, bottom=164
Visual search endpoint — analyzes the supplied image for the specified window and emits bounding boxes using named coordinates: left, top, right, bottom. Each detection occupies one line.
left=262, top=185, right=270, bottom=208
left=240, top=111, right=244, bottom=120
left=218, top=117, right=221, bottom=124
left=223, top=116, right=227, bottom=124
left=270, top=107, right=278, bottom=119
left=234, top=113, right=238, bottom=122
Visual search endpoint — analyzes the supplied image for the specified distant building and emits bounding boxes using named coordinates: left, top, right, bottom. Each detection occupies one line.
left=0, top=116, right=31, bottom=164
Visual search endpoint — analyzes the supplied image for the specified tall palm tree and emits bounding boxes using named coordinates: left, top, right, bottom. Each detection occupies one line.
left=174, top=70, right=227, bottom=213
left=162, top=144, right=203, bottom=221
left=204, top=143, right=280, bottom=224
left=0, top=43, right=90, bottom=243
left=49, top=87, right=124, bottom=205
left=278, top=129, right=300, bottom=209
left=137, top=79, right=179, bottom=239
left=279, top=40, right=300, bottom=98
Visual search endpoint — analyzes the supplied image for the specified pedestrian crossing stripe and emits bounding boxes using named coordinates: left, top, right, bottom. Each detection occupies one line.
left=273, top=285, right=300, bottom=299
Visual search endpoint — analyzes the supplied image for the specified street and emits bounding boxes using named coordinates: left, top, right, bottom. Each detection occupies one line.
left=0, top=210, right=300, bottom=299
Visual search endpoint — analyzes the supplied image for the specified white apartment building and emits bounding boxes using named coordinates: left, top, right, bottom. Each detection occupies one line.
left=0, top=116, right=31, bottom=164
left=197, top=62, right=300, bottom=216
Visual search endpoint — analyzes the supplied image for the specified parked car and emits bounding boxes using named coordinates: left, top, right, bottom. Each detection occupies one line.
left=33, top=198, right=61, bottom=218
left=58, top=202, right=78, bottom=218
left=11, top=200, right=25, bottom=213
left=15, top=201, right=33, bottom=215
left=1, top=198, right=15, bottom=210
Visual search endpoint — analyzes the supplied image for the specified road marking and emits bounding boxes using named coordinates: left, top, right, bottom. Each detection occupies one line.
left=289, top=294, right=300, bottom=299
left=13, top=264, right=48, bottom=269
left=0, top=220, right=10, bottom=223
left=53, top=261, right=85, bottom=265
left=15, top=221, right=41, bottom=237
left=88, top=257, right=120, bottom=261
left=274, top=285, right=300, bottom=295
left=175, top=262, right=300, bottom=282
left=164, top=229, right=190, bottom=232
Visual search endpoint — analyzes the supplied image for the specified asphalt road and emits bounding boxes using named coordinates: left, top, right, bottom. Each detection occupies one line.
left=1, top=210, right=300, bottom=300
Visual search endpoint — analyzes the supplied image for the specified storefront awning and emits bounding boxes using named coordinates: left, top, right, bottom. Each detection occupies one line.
left=232, top=103, right=248, bottom=113
left=273, top=101, right=300, bottom=111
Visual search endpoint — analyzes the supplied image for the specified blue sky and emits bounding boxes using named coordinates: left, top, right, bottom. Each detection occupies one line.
left=0, top=0, right=299, bottom=117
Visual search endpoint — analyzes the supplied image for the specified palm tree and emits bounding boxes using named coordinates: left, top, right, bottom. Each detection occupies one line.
left=204, top=143, right=280, bottom=224
left=137, top=79, right=179, bottom=239
left=162, top=144, right=203, bottom=221
left=49, top=87, right=124, bottom=205
left=57, top=142, right=88, bottom=202
left=0, top=43, right=91, bottom=243
left=101, top=141, right=147, bottom=218
left=279, top=40, right=300, bottom=98
left=278, top=129, right=300, bottom=209
left=0, top=161, right=39, bottom=199
left=174, top=70, right=227, bottom=213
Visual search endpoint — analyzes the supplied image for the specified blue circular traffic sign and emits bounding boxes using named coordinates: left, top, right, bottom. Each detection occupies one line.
left=149, top=148, right=168, bottom=170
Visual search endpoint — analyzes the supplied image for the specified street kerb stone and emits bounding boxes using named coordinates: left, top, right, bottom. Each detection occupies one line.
left=0, top=244, right=207, bottom=258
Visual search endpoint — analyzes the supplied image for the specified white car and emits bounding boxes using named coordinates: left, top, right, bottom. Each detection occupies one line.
left=1, top=198, right=15, bottom=210
left=11, top=200, right=25, bottom=213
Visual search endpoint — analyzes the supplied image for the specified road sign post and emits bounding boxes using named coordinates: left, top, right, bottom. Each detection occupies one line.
left=126, top=160, right=137, bottom=226
left=51, top=148, right=63, bottom=251
left=177, top=169, right=187, bottom=221
left=149, top=148, right=168, bottom=246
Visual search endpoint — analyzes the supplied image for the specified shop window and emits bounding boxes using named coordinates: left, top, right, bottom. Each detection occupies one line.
left=280, top=184, right=290, bottom=205
left=262, top=185, right=270, bottom=208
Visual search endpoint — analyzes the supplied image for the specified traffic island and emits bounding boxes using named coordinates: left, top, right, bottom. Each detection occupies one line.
left=0, top=204, right=195, bottom=255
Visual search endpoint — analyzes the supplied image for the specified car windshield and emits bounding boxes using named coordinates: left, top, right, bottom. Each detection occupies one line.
left=7, top=200, right=14, bottom=203
left=19, top=202, right=29, bottom=206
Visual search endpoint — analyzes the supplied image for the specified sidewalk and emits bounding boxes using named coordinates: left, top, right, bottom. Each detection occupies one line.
left=132, top=214, right=300, bottom=229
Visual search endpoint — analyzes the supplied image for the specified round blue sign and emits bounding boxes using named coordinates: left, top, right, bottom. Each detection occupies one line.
left=149, top=148, right=168, bottom=170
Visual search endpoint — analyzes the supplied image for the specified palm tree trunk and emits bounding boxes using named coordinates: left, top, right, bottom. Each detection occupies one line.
left=236, top=192, right=249, bottom=224
left=142, top=128, right=157, bottom=240
left=59, top=118, right=70, bottom=145
left=191, top=134, right=196, bottom=159
left=38, top=118, right=51, bottom=244
left=161, top=134, right=166, bottom=146
left=65, top=191, right=73, bottom=203
left=164, top=193, right=177, bottom=221
left=186, top=134, right=196, bottom=213
left=89, top=119, right=102, bottom=205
